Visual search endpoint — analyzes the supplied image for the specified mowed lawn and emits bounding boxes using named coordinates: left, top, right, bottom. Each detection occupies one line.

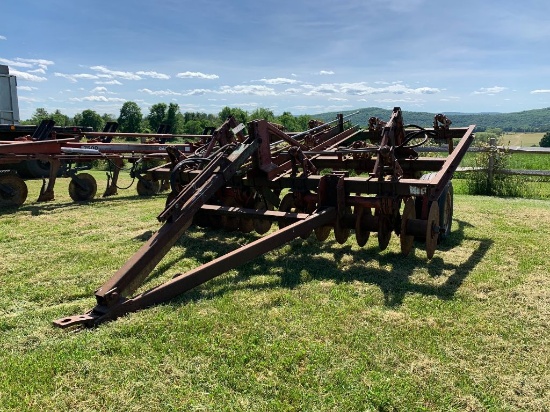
left=0, top=173, right=549, bottom=411
left=501, top=132, right=544, bottom=147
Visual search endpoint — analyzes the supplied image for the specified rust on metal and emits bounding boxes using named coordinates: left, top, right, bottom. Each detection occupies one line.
left=50, top=108, right=474, bottom=328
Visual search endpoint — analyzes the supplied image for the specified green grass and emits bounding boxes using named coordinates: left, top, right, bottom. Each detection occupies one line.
left=1, top=173, right=549, bottom=411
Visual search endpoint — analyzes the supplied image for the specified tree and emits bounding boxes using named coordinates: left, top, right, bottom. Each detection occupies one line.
left=165, top=103, right=183, bottom=133
left=29, top=108, right=50, bottom=124
left=102, top=113, right=117, bottom=124
left=474, top=132, right=498, bottom=146
left=183, top=119, right=204, bottom=135
left=147, top=103, right=167, bottom=132
left=118, top=101, right=142, bottom=133
left=540, top=132, right=550, bottom=147
left=277, top=111, right=298, bottom=132
left=219, top=106, right=248, bottom=125
left=295, top=115, right=313, bottom=131
left=485, top=127, right=503, bottom=137
left=249, top=107, right=275, bottom=122
left=51, top=109, right=70, bottom=127
left=79, top=109, right=104, bottom=131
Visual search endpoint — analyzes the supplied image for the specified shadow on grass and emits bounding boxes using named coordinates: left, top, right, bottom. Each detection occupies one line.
left=0, top=192, right=165, bottom=216
left=134, top=218, right=492, bottom=310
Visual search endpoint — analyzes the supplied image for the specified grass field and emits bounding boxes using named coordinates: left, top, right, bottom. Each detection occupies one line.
left=500, top=132, right=544, bottom=147
left=1, top=173, right=549, bottom=411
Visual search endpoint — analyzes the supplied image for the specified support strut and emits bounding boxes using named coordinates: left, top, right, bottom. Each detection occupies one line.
left=53, top=207, right=336, bottom=328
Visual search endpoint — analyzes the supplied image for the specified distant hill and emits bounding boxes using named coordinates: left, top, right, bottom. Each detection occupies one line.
left=312, top=107, right=550, bottom=132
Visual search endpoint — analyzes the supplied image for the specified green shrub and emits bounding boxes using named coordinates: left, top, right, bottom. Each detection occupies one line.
left=465, top=144, right=529, bottom=197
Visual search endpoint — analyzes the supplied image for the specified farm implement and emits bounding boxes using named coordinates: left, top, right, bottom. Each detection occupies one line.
left=53, top=107, right=475, bottom=328
left=0, top=124, right=209, bottom=208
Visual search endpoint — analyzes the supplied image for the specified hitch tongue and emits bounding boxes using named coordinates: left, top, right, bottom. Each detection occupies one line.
left=53, top=313, right=98, bottom=329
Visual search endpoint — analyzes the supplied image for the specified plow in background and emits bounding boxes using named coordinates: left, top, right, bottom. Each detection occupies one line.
left=0, top=121, right=212, bottom=207
left=50, top=107, right=474, bottom=328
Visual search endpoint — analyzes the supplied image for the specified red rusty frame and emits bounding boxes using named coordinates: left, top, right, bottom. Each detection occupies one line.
left=52, top=108, right=475, bottom=328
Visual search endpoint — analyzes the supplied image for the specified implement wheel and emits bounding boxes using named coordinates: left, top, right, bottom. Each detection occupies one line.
left=137, top=176, right=160, bottom=196
left=278, top=193, right=296, bottom=229
left=220, top=196, right=240, bottom=231
left=400, top=198, right=415, bottom=256
left=334, top=207, right=351, bottom=244
left=354, top=206, right=371, bottom=247
left=253, top=197, right=273, bottom=235
left=438, top=183, right=453, bottom=242
left=69, top=173, right=97, bottom=202
left=0, top=174, right=28, bottom=207
left=377, top=213, right=392, bottom=251
left=425, top=201, right=440, bottom=259
left=278, top=193, right=312, bottom=238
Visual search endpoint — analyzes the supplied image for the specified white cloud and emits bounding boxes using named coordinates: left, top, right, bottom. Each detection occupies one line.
left=55, top=72, right=100, bottom=83
left=339, top=82, right=440, bottom=96
left=17, top=85, right=38, bottom=91
left=73, top=73, right=100, bottom=80
left=0, top=35, right=6, bottom=40
left=90, top=65, right=142, bottom=80
left=290, top=105, right=324, bottom=112
left=303, top=84, right=339, bottom=96
left=0, top=58, right=33, bottom=68
left=473, top=86, right=507, bottom=95
left=69, top=95, right=127, bottom=102
left=257, top=77, right=299, bottom=85
left=227, top=102, right=259, bottom=108
left=530, top=89, right=550, bottom=94
left=218, top=85, right=276, bottom=96
left=10, top=69, right=47, bottom=82
left=138, top=88, right=182, bottom=96
left=176, top=71, right=219, bottom=80
left=182, top=84, right=277, bottom=97
left=90, top=86, right=108, bottom=93
left=184, top=89, right=213, bottom=96
left=95, top=79, right=123, bottom=85
left=319, top=70, right=335, bottom=75
left=136, top=71, right=170, bottom=79
left=18, top=96, right=40, bottom=102
left=328, top=97, right=348, bottom=101
left=29, top=68, right=47, bottom=74
left=283, top=82, right=440, bottom=98
left=15, top=58, right=54, bottom=67
left=375, top=97, right=425, bottom=105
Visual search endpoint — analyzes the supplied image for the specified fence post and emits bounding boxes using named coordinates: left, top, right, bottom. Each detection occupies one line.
left=488, top=137, right=496, bottom=187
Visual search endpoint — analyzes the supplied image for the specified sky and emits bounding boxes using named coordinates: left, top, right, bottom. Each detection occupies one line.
left=2, top=0, right=550, bottom=121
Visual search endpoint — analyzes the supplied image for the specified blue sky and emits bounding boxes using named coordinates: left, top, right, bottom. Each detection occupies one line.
left=2, top=0, right=550, bottom=120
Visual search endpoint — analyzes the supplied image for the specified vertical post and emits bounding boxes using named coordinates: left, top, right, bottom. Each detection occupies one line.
left=488, top=137, right=496, bottom=187
left=337, top=113, right=343, bottom=132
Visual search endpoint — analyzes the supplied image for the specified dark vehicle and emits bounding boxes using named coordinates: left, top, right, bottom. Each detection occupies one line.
left=0, top=65, right=91, bottom=177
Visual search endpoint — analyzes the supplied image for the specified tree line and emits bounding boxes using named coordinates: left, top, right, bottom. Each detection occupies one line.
left=21, top=102, right=315, bottom=134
